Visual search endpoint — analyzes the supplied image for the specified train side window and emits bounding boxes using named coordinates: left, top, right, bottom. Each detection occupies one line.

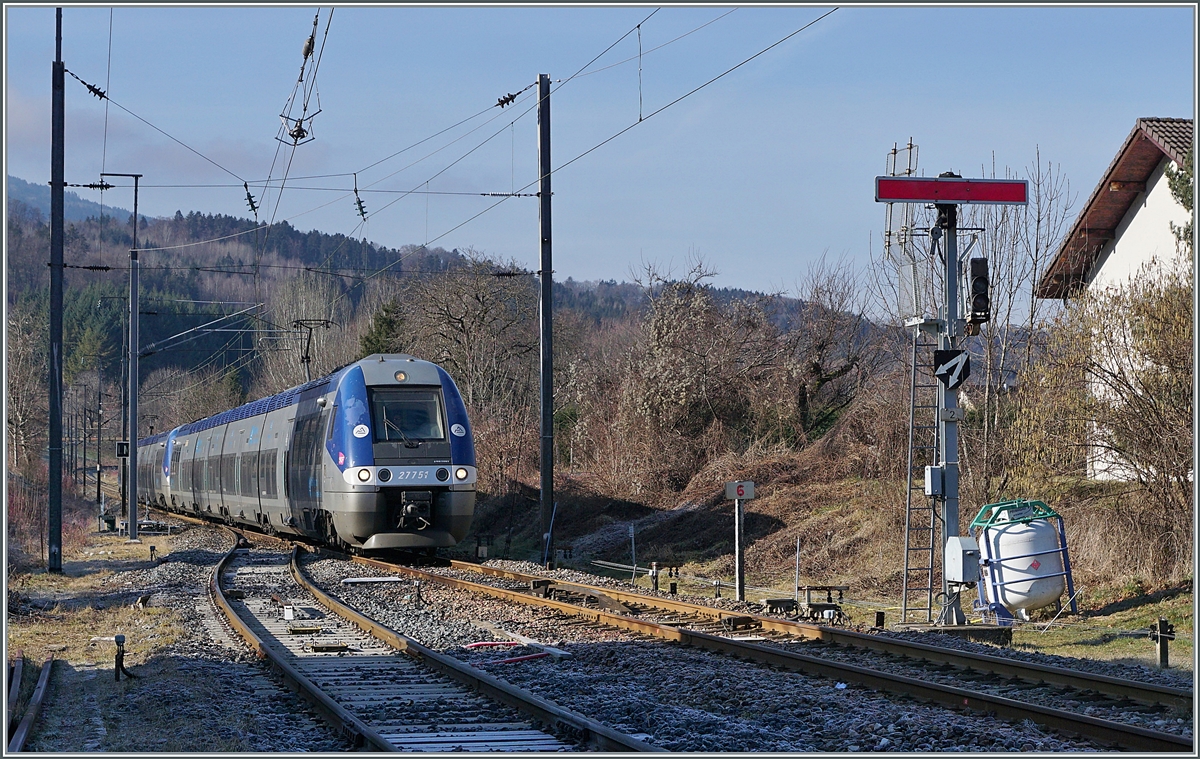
left=170, top=446, right=181, bottom=489
left=259, top=449, right=278, bottom=499
left=327, top=406, right=338, bottom=440
left=222, top=454, right=236, bottom=494
left=239, top=453, right=249, bottom=496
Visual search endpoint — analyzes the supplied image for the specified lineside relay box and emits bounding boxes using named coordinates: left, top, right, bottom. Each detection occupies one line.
left=945, top=536, right=980, bottom=584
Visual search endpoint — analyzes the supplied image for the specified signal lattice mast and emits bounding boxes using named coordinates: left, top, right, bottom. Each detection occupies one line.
left=876, top=172, right=1028, bottom=626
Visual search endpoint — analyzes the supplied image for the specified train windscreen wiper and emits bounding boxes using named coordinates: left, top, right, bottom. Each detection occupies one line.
left=384, top=416, right=421, bottom=448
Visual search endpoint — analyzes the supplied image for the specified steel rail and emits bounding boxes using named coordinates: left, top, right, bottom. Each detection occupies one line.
left=6, top=651, right=24, bottom=741
left=209, top=531, right=396, bottom=751
left=448, top=559, right=1192, bottom=711
left=347, top=554, right=1192, bottom=752
left=292, top=548, right=662, bottom=753
left=6, top=657, right=53, bottom=753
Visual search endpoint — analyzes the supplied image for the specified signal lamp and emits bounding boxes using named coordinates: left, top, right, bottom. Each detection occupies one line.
left=394, top=371, right=408, bottom=382
left=357, top=468, right=371, bottom=482
left=967, top=257, right=990, bottom=326
left=455, top=467, right=469, bottom=481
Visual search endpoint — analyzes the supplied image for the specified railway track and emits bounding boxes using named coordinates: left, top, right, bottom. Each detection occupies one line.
left=6, top=653, right=54, bottom=753
left=452, top=560, right=1192, bottom=710
left=329, top=553, right=1191, bottom=753
left=209, top=531, right=658, bottom=752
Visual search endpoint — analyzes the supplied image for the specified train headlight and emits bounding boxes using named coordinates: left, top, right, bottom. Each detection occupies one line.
left=394, top=371, right=408, bottom=382
left=455, top=467, right=469, bottom=481
left=357, top=468, right=371, bottom=482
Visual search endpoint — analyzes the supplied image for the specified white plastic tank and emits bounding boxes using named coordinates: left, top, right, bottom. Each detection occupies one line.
left=978, top=507, right=1066, bottom=620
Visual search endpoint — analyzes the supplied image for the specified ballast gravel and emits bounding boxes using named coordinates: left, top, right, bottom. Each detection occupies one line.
left=301, top=554, right=1133, bottom=752
left=22, top=525, right=353, bottom=753
left=483, top=561, right=1193, bottom=687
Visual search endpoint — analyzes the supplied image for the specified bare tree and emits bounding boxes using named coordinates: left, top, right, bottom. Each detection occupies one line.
left=956, top=150, right=1074, bottom=501
left=786, top=255, right=885, bottom=441
left=6, top=302, right=48, bottom=469
left=358, top=251, right=541, bottom=499
left=140, top=364, right=246, bottom=430
left=1012, top=255, right=1192, bottom=579
left=252, top=273, right=356, bottom=396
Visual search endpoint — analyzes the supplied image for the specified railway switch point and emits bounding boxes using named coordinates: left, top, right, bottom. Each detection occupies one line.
left=764, top=599, right=799, bottom=615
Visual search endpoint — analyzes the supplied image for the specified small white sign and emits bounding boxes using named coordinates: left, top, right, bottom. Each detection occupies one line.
left=450, top=423, right=466, bottom=437
left=725, top=481, right=755, bottom=500
left=352, top=424, right=370, bottom=438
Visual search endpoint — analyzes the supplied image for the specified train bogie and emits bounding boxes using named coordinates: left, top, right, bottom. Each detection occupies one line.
left=135, top=354, right=477, bottom=552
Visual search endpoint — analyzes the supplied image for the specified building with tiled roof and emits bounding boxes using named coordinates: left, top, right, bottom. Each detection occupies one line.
left=1036, top=117, right=1193, bottom=299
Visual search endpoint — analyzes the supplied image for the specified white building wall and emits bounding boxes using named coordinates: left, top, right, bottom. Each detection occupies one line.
left=1083, top=155, right=1189, bottom=481
left=1088, top=158, right=1190, bottom=291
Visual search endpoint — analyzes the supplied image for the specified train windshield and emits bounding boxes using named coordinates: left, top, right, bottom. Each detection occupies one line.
left=369, top=389, right=446, bottom=443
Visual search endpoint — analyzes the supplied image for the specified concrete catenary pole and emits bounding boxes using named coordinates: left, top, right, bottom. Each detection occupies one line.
left=48, top=7, right=65, bottom=573
left=537, top=73, right=555, bottom=568
left=97, top=361, right=103, bottom=507
left=128, top=176, right=141, bottom=542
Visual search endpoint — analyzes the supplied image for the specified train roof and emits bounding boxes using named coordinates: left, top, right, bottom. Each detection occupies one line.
left=137, top=355, right=438, bottom=446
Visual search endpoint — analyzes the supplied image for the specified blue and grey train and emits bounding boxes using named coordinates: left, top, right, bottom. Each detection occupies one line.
left=135, top=354, right=477, bottom=551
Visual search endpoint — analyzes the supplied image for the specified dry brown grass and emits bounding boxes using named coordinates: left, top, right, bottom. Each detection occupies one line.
left=7, top=473, right=104, bottom=572
left=7, top=532, right=188, bottom=666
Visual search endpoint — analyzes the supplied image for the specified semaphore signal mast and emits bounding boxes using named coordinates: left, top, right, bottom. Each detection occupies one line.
left=876, top=172, right=1028, bottom=626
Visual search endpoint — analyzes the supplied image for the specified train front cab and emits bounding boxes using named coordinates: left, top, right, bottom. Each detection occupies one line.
left=324, top=357, right=476, bottom=550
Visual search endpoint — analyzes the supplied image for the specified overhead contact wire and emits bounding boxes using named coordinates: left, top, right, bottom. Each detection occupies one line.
left=65, top=69, right=245, bottom=183
left=333, top=7, right=837, bottom=305
left=575, top=8, right=738, bottom=79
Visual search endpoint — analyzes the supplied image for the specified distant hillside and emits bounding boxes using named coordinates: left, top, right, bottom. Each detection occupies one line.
left=7, top=175, right=134, bottom=224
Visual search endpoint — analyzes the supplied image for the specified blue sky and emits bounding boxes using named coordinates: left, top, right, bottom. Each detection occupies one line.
left=4, top=5, right=1195, bottom=294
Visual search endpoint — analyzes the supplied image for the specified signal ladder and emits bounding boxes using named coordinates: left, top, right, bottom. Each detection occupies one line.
left=901, top=328, right=941, bottom=624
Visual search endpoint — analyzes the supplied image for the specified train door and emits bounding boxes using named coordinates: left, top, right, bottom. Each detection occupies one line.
left=226, top=424, right=248, bottom=523
left=193, top=435, right=207, bottom=512
left=217, top=425, right=235, bottom=518
left=178, top=436, right=198, bottom=512
left=245, top=416, right=266, bottom=526
left=210, top=425, right=228, bottom=518
left=167, top=433, right=181, bottom=508
left=259, top=409, right=286, bottom=532
left=286, top=391, right=330, bottom=534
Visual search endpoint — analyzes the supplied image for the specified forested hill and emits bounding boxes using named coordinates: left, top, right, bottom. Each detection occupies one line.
left=7, top=174, right=132, bottom=224
left=8, top=194, right=801, bottom=397
left=5, top=196, right=477, bottom=390
left=5, top=197, right=467, bottom=300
